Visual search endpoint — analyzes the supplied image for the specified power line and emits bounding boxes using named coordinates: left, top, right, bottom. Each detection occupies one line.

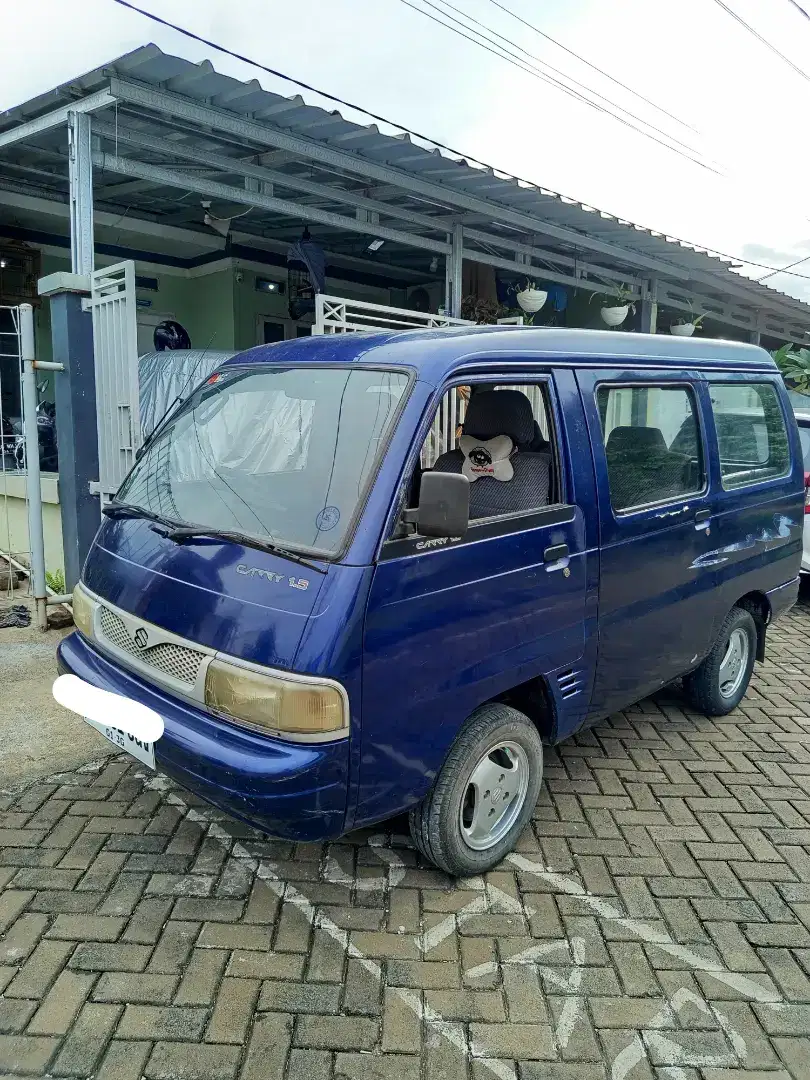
left=654, top=239, right=810, bottom=284
left=481, top=0, right=698, bottom=135
left=109, top=0, right=525, bottom=174
left=429, top=0, right=711, bottom=164
left=786, top=0, right=810, bottom=19
left=399, top=0, right=723, bottom=175
left=112, top=0, right=719, bottom=181
left=710, top=0, right=810, bottom=83
left=755, top=253, right=810, bottom=281
left=106, top=0, right=810, bottom=289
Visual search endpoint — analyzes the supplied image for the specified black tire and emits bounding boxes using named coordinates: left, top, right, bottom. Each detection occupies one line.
left=409, top=702, right=543, bottom=877
left=682, top=605, right=757, bottom=716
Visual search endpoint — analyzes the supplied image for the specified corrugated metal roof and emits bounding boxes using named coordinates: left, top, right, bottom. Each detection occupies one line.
left=1, top=43, right=809, bottom=327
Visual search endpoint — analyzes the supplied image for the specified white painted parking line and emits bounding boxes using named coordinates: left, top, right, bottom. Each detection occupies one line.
left=508, top=853, right=781, bottom=1004
left=133, top=771, right=798, bottom=1078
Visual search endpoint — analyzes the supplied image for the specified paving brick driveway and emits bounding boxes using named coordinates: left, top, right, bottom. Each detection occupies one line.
left=2, top=596, right=810, bottom=1079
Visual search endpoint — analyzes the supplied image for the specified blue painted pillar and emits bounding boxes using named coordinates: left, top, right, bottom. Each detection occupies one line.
left=39, top=275, right=98, bottom=591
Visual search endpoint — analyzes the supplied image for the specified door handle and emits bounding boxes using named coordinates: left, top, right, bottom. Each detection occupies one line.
left=694, top=509, right=711, bottom=531
left=544, top=543, right=569, bottom=564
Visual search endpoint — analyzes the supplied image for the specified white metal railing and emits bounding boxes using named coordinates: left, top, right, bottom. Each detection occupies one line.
left=314, top=294, right=472, bottom=335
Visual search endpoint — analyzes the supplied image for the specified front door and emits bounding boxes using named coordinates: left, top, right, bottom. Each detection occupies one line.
left=358, top=372, right=595, bottom=830
left=577, top=369, right=719, bottom=718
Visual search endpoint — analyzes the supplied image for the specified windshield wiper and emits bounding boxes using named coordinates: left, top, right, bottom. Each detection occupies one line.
left=102, top=502, right=179, bottom=530
left=151, top=524, right=327, bottom=574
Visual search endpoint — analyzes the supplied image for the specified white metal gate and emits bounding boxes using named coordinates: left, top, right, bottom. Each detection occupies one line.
left=85, top=261, right=141, bottom=502
left=0, top=304, right=29, bottom=596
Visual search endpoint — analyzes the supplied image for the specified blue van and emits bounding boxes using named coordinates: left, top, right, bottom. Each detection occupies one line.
left=59, top=327, right=804, bottom=875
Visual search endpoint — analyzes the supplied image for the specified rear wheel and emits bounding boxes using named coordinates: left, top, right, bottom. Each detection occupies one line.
left=682, top=605, right=757, bottom=716
left=409, top=703, right=543, bottom=877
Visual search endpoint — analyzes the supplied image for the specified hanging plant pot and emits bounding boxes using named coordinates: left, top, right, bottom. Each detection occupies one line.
left=516, top=287, right=547, bottom=313
left=670, top=322, right=695, bottom=337
left=600, top=304, right=630, bottom=327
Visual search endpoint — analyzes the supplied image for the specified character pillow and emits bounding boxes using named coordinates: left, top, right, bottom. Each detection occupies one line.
left=460, top=434, right=514, bottom=483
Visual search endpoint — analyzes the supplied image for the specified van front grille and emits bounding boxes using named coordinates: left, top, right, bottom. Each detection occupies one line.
left=98, top=606, right=204, bottom=686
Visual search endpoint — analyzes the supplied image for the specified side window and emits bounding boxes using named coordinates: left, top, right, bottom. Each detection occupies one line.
left=411, top=382, right=556, bottom=523
left=708, top=382, right=790, bottom=489
left=596, top=384, right=705, bottom=513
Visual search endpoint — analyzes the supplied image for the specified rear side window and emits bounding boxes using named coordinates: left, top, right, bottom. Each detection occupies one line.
left=708, top=382, right=790, bottom=489
left=596, top=384, right=705, bottom=512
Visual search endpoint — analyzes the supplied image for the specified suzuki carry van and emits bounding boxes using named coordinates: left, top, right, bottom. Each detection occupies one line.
left=59, top=327, right=804, bottom=875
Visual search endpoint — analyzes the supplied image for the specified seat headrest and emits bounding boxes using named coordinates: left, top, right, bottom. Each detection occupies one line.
left=606, top=426, right=667, bottom=455
left=529, top=421, right=549, bottom=452
left=463, top=390, right=535, bottom=449
left=716, top=415, right=757, bottom=443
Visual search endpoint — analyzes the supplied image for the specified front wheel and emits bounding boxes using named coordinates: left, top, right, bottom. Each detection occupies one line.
left=409, top=703, right=543, bottom=877
left=682, top=605, right=757, bottom=716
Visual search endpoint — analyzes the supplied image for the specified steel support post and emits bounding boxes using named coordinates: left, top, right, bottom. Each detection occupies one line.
left=446, top=223, right=463, bottom=319
left=68, top=111, right=94, bottom=276
left=19, top=304, right=48, bottom=630
left=639, top=277, right=658, bottom=335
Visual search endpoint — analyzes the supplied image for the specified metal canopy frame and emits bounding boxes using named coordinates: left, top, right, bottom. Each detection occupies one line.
left=1, top=45, right=809, bottom=341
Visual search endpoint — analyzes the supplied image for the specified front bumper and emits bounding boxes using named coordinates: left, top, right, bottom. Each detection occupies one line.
left=57, top=632, right=349, bottom=842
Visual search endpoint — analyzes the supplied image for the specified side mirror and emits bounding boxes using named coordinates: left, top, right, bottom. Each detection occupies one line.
left=417, top=471, right=470, bottom=538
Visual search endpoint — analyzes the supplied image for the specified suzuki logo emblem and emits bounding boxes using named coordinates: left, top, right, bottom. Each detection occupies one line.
left=133, top=628, right=149, bottom=649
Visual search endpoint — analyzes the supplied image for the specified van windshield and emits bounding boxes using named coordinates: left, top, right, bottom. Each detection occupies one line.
left=117, top=365, right=410, bottom=557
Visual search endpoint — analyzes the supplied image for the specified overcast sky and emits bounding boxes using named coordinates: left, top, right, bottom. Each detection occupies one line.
left=3, top=0, right=810, bottom=300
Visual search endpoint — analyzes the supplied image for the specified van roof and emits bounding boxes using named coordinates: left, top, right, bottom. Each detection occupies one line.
left=225, top=325, right=778, bottom=384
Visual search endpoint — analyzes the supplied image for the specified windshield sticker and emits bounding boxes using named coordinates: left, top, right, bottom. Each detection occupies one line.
left=316, top=506, right=341, bottom=532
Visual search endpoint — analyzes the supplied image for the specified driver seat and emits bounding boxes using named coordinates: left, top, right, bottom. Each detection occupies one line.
left=432, top=389, right=551, bottom=519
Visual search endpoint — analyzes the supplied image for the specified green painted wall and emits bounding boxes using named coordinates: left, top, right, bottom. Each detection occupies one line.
left=232, top=266, right=393, bottom=351
left=33, top=249, right=401, bottom=365
left=233, top=269, right=287, bottom=351
left=0, top=474, right=63, bottom=579
left=33, top=254, right=400, bottom=390
left=149, top=270, right=235, bottom=352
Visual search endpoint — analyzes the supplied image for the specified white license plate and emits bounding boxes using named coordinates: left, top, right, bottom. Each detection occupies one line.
left=83, top=716, right=156, bottom=769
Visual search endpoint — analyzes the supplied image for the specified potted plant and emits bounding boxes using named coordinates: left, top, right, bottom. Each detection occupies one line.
left=460, top=295, right=503, bottom=324
left=592, top=283, right=635, bottom=327
left=670, top=307, right=706, bottom=337
left=512, top=280, right=548, bottom=314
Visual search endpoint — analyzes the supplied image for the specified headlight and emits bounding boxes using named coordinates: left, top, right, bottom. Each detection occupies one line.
left=204, top=658, right=347, bottom=738
left=71, top=582, right=94, bottom=639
